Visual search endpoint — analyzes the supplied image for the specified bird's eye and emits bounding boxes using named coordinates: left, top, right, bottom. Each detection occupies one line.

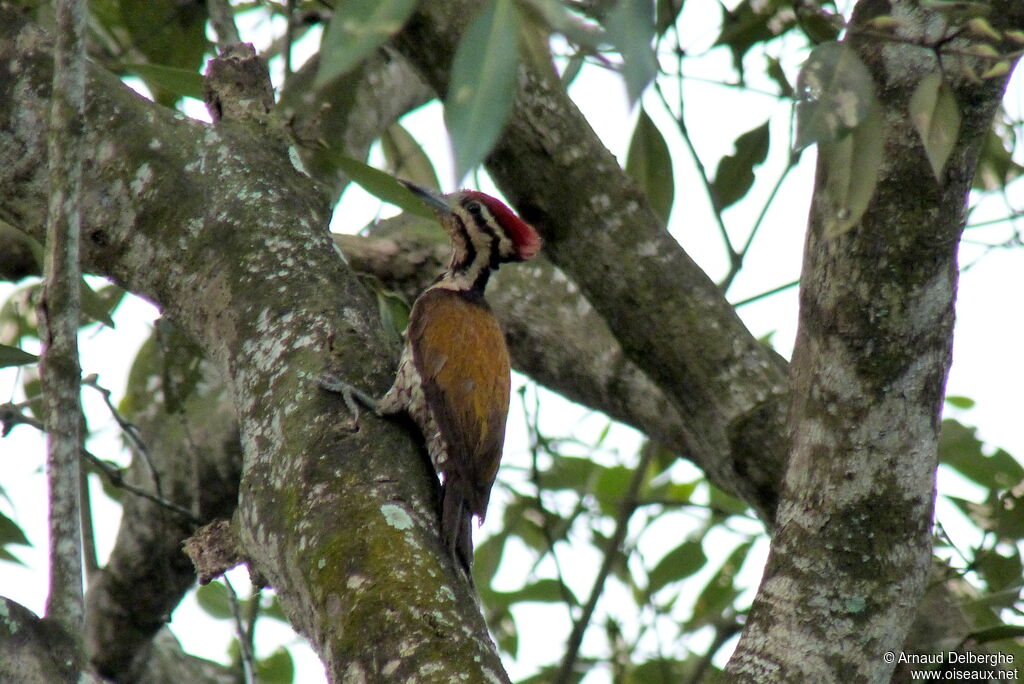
left=465, top=201, right=483, bottom=216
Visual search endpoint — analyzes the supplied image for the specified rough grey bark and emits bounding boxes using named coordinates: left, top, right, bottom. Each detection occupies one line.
left=0, top=597, right=76, bottom=682
left=725, top=2, right=1022, bottom=681
left=0, top=0, right=1019, bottom=679
left=1, top=16, right=441, bottom=682
left=0, top=7, right=507, bottom=681
left=38, top=0, right=87, bottom=659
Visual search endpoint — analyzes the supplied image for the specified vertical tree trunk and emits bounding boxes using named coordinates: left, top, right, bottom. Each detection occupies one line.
left=726, top=2, right=1021, bottom=679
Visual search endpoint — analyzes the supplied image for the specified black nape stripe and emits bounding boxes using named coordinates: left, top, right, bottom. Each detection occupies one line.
left=451, top=213, right=476, bottom=272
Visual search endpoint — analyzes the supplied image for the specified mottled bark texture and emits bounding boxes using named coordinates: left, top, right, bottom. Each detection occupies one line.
left=725, top=2, right=1022, bottom=681
left=0, top=6, right=507, bottom=681
left=1, top=0, right=1021, bottom=679
left=39, top=0, right=87, bottom=656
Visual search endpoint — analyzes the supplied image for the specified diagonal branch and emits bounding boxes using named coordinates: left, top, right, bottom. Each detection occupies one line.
left=392, top=0, right=790, bottom=525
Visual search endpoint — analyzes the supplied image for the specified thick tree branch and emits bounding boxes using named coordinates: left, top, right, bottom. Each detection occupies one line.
left=4, top=1, right=1020, bottom=679
left=725, top=5, right=1022, bottom=680
left=0, top=597, right=76, bottom=682
left=392, top=0, right=789, bottom=525
left=0, top=8, right=507, bottom=680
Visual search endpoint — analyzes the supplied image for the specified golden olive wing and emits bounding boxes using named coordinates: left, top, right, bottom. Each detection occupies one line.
left=409, top=289, right=511, bottom=517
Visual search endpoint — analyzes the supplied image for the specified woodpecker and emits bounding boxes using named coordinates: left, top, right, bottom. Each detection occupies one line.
left=329, top=181, right=541, bottom=573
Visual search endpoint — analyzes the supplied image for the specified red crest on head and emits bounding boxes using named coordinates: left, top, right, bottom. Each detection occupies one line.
left=464, top=191, right=542, bottom=261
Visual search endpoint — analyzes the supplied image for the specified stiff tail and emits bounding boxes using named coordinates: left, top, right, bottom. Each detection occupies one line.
left=441, top=482, right=474, bottom=576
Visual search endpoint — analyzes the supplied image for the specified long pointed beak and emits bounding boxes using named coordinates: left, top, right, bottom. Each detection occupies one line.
left=399, top=180, right=451, bottom=214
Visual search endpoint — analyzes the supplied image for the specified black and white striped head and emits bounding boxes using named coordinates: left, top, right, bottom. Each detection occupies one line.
left=402, top=181, right=542, bottom=278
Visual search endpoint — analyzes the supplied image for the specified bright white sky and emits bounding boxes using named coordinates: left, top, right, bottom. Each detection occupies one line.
left=0, top=4, right=1022, bottom=682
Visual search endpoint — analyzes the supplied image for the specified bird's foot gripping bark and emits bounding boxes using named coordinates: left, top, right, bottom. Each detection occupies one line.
left=318, top=373, right=379, bottom=431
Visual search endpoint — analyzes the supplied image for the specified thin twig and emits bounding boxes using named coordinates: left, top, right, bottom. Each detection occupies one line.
left=654, top=56, right=739, bottom=271
left=554, top=443, right=658, bottom=683
left=731, top=279, right=800, bottom=308
left=720, top=150, right=800, bottom=294
left=79, top=470, right=99, bottom=580
left=0, top=403, right=202, bottom=525
left=520, top=386, right=581, bottom=612
left=224, top=575, right=257, bottom=684
left=207, top=0, right=242, bottom=50
left=80, top=449, right=202, bottom=525
left=81, top=374, right=163, bottom=502
left=284, top=0, right=295, bottom=78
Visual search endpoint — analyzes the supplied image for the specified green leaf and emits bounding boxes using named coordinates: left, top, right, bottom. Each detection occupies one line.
left=332, top=156, right=434, bottom=218
left=542, top=455, right=604, bottom=493
left=795, top=5, right=841, bottom=44
left=121, top=64, right=203, bottom=100
left=939, top=419, right=1024, bottom=490
left=80, top=281, right=125, bottom=328
left=973, top=547, right=1023, bottom=593
left=944, top=395, right=976, bottom=409
left=819, top=102, right=884, bottom=238
left=795, top=41, right=875, bottom=150
left=645, top=478, right=697, bottom=506
left=968, top=624, right=1024, bottom=645
left=605, top=0, right=658, bottom=103
left=656, top=0, right=685, bottom=36
left=501, top=496, right=547, bottom=551
left=626, top=109, right=675, bottom=224
left=712, top=120, right=770, bottom=210
left=261, top=595, right=290, bottom=624
left=498, top=578, right=576, bottom=606
left=316, top=0, right=417, bottom=87
left=445, top=0, right=520, bottom=182
left=94, top=0, right=209, bottom=106
left=256, top=647, right=295, bottom=684
left=472, top=533, right=507, bottom=588
left=687, top=541, right=751, bottom=629
left=381, top=123, right=441, bottom=191
left=0, top=511, right=30, bottom=549
left=647, top=540, right=707, bottom=596
left=707, top=484, right=751, bottom=517
left=973, top=123, right=1024, bottom=191
left=714, top=0, right=789, bottom=77
left=632, top=658, right=690, bottom=683
left=481, top=597, right=519, bottom=656
left=0, top=285, right=40, bottom=347
left=0, top=548, right=24, bottom=564
left=195, top=581, right=233, bottom=620
left=518, top=0, right=604, bottom=53
left=0, top=343, right=38, bottom=368
left=908, top=71, right=961, bottom=180
left=949, top=492, right=1024, bottom=540
left=375, top=288, right=410, bottom=343
left=766, top=56, right=794, bottom=98
left=595, top=465, right=635, bottom=514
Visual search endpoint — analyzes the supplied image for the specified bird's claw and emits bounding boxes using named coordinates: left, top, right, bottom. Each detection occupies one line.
left=318, top=373, right=373, bottom=431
